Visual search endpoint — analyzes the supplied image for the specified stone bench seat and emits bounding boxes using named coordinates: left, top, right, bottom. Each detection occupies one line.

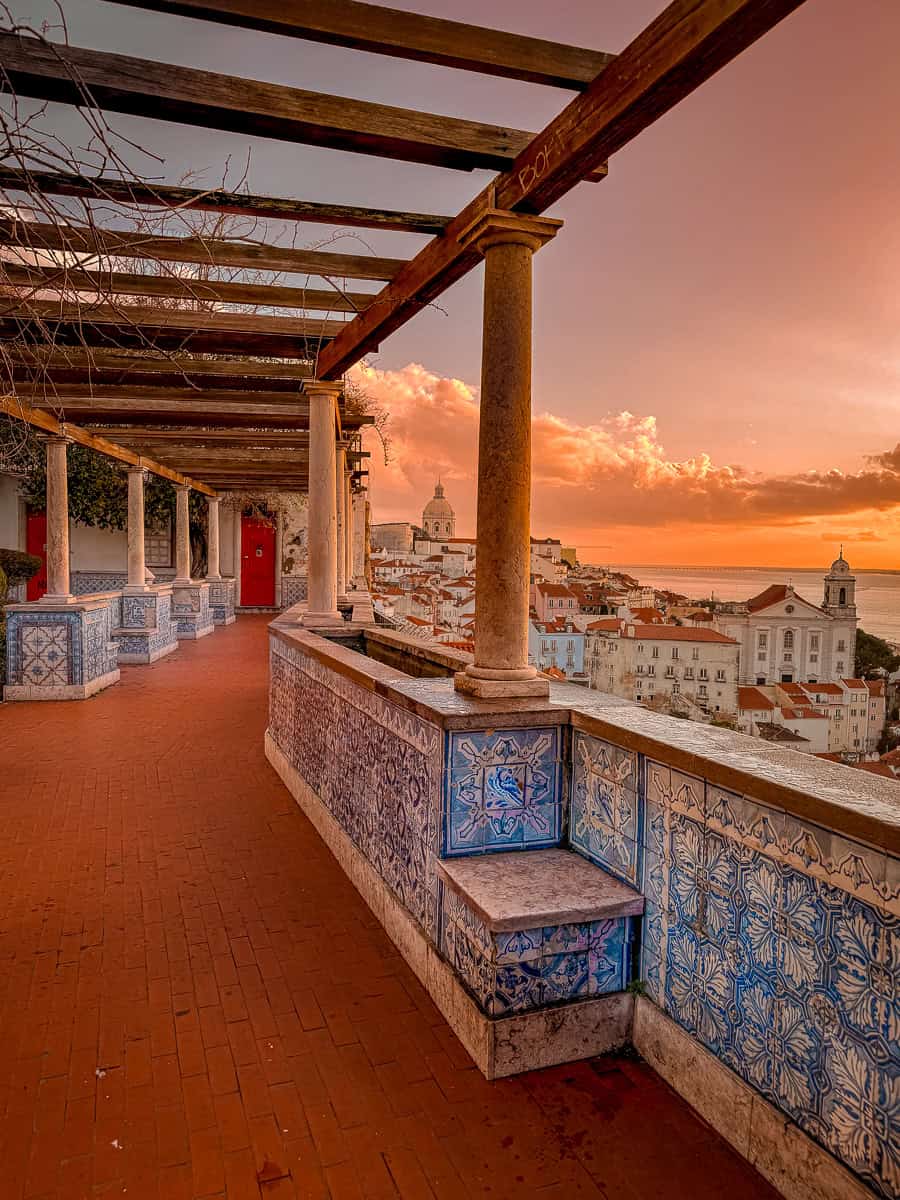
left=436, top=849, right=643, bottom=1016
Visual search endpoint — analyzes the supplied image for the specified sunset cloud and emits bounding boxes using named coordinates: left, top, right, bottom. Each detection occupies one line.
left=352, top=362, right=900, bottom=562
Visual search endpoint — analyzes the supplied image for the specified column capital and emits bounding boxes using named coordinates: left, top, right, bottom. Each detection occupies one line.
left=459, top=208, right=562, bottom=256
left=174, top=482, right=191, bottom=493
left=41, top=431, right=73, bottom=446
left=303, top=379, right=344, bottom=401
left=127, top=463, right=148, bottom=478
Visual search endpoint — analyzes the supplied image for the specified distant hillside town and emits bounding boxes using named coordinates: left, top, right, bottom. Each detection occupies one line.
left=371, top=485, right=898, bottom=777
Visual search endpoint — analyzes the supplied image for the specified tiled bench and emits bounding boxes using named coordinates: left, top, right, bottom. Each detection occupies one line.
left=437, top=848, right=644, bottom=1016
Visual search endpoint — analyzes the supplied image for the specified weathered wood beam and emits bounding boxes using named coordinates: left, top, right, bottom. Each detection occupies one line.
left=1, top=299, right=346, bottom=339
left=316, top=0, right=807, bottom=378
left=0, top=165, right=451, bottom=235
left=0, top=393, right=217, bottom=493
left=0, top=219, right=405, bottom=281
left=150, top=449, right=310, bottom=464
left=3, top=263, right=377, bottom=313
left=22, top=394, right=312, bottom=428
left=104, top=0, right=615, bottom=90
left=5, top=347, right=314, bottom=388
left=15, top=383, right=312, bottom=407
left=0, top=33, right=541, bottom=172
left=92, top=428, right=313, bottom=445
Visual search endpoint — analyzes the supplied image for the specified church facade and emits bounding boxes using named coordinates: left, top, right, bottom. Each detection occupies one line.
left=717, top=554, right=858, bottom=686
left=421, top=481, right=455, bottom=539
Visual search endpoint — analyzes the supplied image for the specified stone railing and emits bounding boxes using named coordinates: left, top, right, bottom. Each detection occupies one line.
left=265, top=621, right=898, bottom=1200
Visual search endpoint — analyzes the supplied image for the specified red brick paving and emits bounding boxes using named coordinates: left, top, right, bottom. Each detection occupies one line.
left=0, top=616, right=780, bottom=1199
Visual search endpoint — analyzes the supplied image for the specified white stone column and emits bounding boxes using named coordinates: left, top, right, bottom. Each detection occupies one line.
left=303, top=380, right=343, bottom=625
left=344, top=467, right=353, bottom=588
left=125, top=466, right=147, bottom=591
left=174, top=483, right=192, bottom=585
left=206, top=497, right=221, bottom=580
left=455, top=210, right=561, bottom=699
left=41, top=434, right=72, bottom=602
left=335, top=442, right=348, bottom=604
left=231, top=506, right=241, bottom=603
left=352, top=490, right=367, bottom=582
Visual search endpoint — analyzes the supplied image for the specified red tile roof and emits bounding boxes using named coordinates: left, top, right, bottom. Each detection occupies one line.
left=866, top=679, right=886, bottom=696
left=841, top=678, right=866, bottom=690
left=746, top=584, right=791, bottom=612
left=586, top=618, right=622, bottom=633
left=738, top=687, right=775, bottom=711
left=623, top=625, right=737, bottom=645
left=536, top=583, right=578, bottom=598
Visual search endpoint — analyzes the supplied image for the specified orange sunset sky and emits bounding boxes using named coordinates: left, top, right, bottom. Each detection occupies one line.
left=29, top=0, right=900, bottom=567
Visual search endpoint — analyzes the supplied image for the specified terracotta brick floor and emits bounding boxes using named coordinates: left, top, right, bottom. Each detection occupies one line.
left=0, top=615, right=780, bottom=1200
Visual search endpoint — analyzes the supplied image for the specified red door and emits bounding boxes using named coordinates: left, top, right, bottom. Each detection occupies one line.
left=240, top=516, right=276, bottom=606
left=26, top=509, right=48, bottom=600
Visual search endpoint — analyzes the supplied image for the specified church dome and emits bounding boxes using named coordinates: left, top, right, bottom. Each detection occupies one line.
left=423, top=482, right=453, bottom=520
left=828, top=550, right=851, bottom=576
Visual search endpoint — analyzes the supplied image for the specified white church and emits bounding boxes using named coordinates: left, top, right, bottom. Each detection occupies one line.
left=717, top=552, right=859, bottom=685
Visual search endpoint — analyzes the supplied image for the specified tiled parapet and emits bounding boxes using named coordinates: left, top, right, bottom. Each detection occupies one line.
left=4, top=596, right=120, bottom=700
left=640, top=759, right=900, bottom=1200
left=208, top=578, right=236, bottom=625
left=443, top=726, right=563, bottom=856
left=172, top=582, right=214, bottom=639
left=437, top=849, right=642, bottom=1016
left=114, top=587, right=178, bottom=664
left=570, top=731, right=642, bottom=886
left=72, top=570, right=127, bottom=595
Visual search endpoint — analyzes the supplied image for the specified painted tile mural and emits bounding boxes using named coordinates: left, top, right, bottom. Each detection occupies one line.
left=439, top=883, right=631, bottom=1015
left=570, top=731, right=642, bottom=886
left=7, top=604, right=119, bottom=688
left=269, top=638, right=443, bottom=939
left=444, top=727, right=562, bottom=856
left=641, top=759, right=900, bottom=1200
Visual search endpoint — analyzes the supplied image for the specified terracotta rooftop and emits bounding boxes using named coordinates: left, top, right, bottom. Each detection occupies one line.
left=738, top=686, right=776, bottom=711
left=623, top=625, right=738, bottom=645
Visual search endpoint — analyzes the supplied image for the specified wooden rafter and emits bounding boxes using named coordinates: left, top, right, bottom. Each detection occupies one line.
left=316, top=0, right=808, bottom=378
left=16, top=383, right=312, bottom=407
left=0, top=220, right=405, bottom=281
left=1, top=299, right=346, bottom=340
left=0, top=393, right=217, bottom=494
left=21, top=394, right=313, bottom=427
left=5, top=348, right=314, bottom=389
left=105, top=0, right=615, bottom=90
left=3, top=264, right=377, bottom=314
left=1, top=33, right=549, bottom=173
left=0, top=166, right=451, bottom=235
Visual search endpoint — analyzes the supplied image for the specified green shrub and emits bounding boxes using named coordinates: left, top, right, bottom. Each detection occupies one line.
left=0, top=549, right=41, bottom=588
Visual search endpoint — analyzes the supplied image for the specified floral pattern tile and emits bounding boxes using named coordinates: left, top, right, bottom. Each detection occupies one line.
left=570, top=732, right=641, bottom=885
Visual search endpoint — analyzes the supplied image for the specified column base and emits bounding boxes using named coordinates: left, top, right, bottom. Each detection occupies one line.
left=454, top=671, right=550, bottom=699
left=38, top=593, right=77, bottom=604
left=302, top=610, right=345, bottom=628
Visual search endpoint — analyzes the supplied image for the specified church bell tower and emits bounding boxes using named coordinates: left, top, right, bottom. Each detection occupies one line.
left=823, top=548, right=857, bottom=618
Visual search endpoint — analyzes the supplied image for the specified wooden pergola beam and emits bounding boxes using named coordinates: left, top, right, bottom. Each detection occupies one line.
left=16, top=383, right=313, bottom=407
left=23, top=395, right=313, bottom=427
left=105, top=0, right=615, bottom=90
left=6, top=347, right=315, bottom=387
left=316, top=0, right=807, bottom=378
left=0, top=33, right=545, bottom=173
left=2, top=299, right=346, bottom=340
left=91, top=428, right=313, bottom=445
left=0, top=166, right=451, bottom=235
left=0, top=219, right=405, bottom=281
left=3, top=264, right=378, bottom=314
left=0, top=393, right=217, bottom=494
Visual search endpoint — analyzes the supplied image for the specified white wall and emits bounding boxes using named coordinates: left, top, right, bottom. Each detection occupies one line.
left=70, top=522, right=127, bottom=570
left=0, top=474, right=23, bottom=551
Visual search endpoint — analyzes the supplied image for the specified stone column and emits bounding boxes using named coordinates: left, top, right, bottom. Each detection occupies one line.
left=455, top=210, right=562, bottom=699
left=231, top=506, right=241, bottom=603
left=206, top=497, right=221, bottom=580
left=174, top=484, right=192, bottom=585
left=303, top=380, right=343, bottom=625
left=41, top=434, right=72, bottom=602
left=125, top=466, right=147, bottom=591
left=335, top=442, right=348, bottom=604
left=344, top=467, right=354, bottom=588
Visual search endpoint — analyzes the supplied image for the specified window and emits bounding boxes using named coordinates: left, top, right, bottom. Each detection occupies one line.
left=837, top=640, right=846, bottom=652
left=810, top=653, right=818, bottom=663
left=758, top=632, right=768, bottom=650
left=786, top=604, right=795, bottom=614
left=672, top=648, right=679, bottom=660
left=756, top=676, right=766, bottom=685
left=837, top=660, right=844, bottom=672
left=784, top=653, right=792, bottom=663
left=647, top=665, right=656, bottom=677
left=672, top=682, right=680, bottom=694
left=636, top=664, right=644, bottom=675
left=145, top=518, right=172, bottom=567
left=692, top=648, right=700, bottom=661
left=784, top=630, right=794, bottom=650
left=758, top=651, right=767, bottom=660
left=839, top=587, right=847, bottom=606
left=652, top=647, right=659, bottom=659
left=699, top=685, right=708, bottom=697
left=665, top=666, right=675, bottom=678
left=699, top=668, right=708, bottom=680
left=684, top=668, right=694, bottom=680
left=637, top=644, right=644, bottom=654
left=715, top=669, right=726, bottom=681
left=810, top=633, right=820, bottom=652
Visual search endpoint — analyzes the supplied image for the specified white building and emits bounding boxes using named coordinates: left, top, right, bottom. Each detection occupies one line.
left=736, top=686, right=830, bottom=754
left=421, top=480, right=456, bottom=540
left=585, top=622, right=740, bottom=717
left=717, top=554, right=858, bottom=686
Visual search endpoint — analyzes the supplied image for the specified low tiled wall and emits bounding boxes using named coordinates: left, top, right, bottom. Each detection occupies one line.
left=280, top=576, right=307, bottom=609
left=5, top=592, right=121, bottom=699
left=115, top=587, right=178, bottom=664
left=72, top=570, right=127, bottom=595
left=208, top=578, right=236, bottom=625
left=266, top=621, right=899, bottom=1198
